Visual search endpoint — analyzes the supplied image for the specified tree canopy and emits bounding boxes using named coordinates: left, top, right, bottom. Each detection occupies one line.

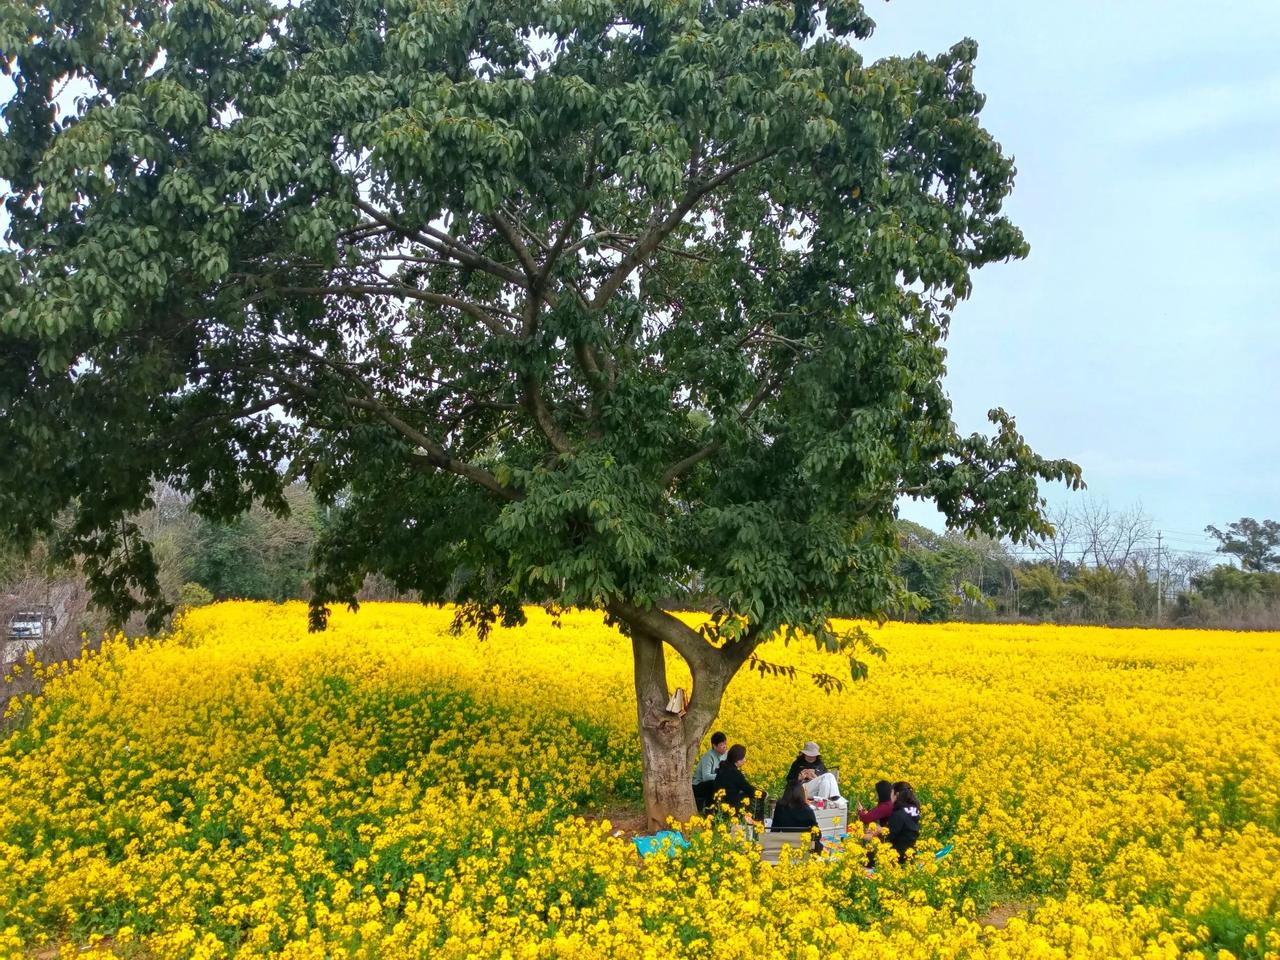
left=2, top=0, right=1081, bottom=823
left=1206, top=518, right=1280, bottom=573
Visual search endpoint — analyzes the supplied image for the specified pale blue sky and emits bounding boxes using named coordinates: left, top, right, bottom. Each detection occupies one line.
left=865, top=2, right=1280, bottom=555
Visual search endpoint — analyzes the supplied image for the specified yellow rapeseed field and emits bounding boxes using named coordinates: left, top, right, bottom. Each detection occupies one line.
left=1, top=602, right=1278, bottom=959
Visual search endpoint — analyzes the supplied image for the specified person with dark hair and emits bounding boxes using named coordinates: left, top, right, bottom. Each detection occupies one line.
left=711, top=743, right=759, bottom=811
left=769, top=779, right=823, bottom=852
left=692, top=731, right=730, bottom=811
left=856, top=779, right=894, bottom=829
left=884, top=781, right=922, bottom=863
left=786, top=741, right=842, bottom=803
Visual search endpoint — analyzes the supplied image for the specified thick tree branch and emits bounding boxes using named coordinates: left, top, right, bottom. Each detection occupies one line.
left=591, top=149, right=781, bottom=310
left=270, top=283, right=515, bottom=337
left=521, top=374, right=573, bottom=455
left=362, top=401, right=518, bottom=499
left=268, top=371, right=520, bottom=501
left=488, top=210, right=541, bottom=278
left=350, top=397, right=521, bottom=501
left=611, top=599, right=757, bottom=742
left=660, top=440, right=723, bottom=489
left=498, top=265, right=575, bottom=455
left=574, top=340, right=609, bottom=393
left=353, top=199, right=528, bottom=288
left=607, top=599, right=719, bottom=673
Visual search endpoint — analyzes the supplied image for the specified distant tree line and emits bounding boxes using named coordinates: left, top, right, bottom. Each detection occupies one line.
left=5, top=488, right=1277, bottom=651
left=2, top=481, right=430, bottom=610
left=895, top=499, right=1280, bottom=629
left=2, top=482, right=332, bottom=650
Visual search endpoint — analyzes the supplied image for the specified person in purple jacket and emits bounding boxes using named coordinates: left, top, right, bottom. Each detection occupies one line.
left=856, top=779, right=894, bottom=832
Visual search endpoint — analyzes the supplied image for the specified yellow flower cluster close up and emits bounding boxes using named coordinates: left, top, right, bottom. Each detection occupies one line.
left=1, top=602, right=1278, bottom=959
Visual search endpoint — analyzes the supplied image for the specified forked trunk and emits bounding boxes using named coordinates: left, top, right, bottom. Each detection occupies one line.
left=632, top=632, right=698, bottom=830
left=630, top=628, right=733, bottom=833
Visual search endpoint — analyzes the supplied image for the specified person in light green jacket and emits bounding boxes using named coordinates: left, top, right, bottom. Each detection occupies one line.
left=692, top=731, right=729, bottom=811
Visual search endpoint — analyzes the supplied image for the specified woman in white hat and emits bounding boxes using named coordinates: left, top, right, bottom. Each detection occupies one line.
left=786, top=741, right=842, bottom=804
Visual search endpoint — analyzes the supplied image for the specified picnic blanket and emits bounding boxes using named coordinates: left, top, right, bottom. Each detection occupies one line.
left=633, top=830, right=690, bottom=857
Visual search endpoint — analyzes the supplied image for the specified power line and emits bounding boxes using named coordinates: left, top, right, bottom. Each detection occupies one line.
left=1159, top=534, right=1218, bottom=547
left=1000, top=546, right=1227, bottom=562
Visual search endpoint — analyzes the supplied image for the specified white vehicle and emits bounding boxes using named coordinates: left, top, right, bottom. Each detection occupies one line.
left=4, top=608, right=54, bottom=662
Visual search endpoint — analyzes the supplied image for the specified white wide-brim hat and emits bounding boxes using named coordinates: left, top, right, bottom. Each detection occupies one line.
left=801, top=741, right=820, bottom=756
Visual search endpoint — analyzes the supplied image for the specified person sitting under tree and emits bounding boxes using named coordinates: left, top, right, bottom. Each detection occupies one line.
left=885, top=781, right=922, bottom=864
left=692, top=731, right=729, bottom=812
left=787, top=741, right=842, bottom=804
left=711, top=744, right=764, bottom=815
left=856, top=779, right=894, bottom=828
left=769, top=780, right=823, bottom=853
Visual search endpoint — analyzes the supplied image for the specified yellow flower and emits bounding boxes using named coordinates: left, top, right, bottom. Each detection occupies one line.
left=0, top=602, right=1277, bottom=959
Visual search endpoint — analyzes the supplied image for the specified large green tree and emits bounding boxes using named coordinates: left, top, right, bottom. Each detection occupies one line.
left=1206, top=518, right=1280, bottom=573
left=190, top=483, right=321, bottom=601
left=1, top=0, right=1080, bottom=826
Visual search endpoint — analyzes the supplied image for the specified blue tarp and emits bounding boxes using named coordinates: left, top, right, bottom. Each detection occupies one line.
left=633, top=830, right=690, bottom=857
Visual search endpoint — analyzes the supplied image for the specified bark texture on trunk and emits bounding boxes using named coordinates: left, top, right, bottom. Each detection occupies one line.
left=631, top=632, right=699, bottom=831
left=618, top=602, right=754, bottom=833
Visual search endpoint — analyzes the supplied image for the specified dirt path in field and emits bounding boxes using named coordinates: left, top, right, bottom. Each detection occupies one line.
left=582, top=804, right=649, bottom=840
left=979, top=901, right=1037, bottom=929
left=28, top=940, right=121, bottom=958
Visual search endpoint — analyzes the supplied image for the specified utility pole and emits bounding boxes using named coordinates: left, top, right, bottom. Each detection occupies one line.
left=1155, top=531, right=1163, bottom=624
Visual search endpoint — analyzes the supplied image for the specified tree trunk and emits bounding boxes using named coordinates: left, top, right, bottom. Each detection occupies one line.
left=629, top=625, right=739, bottom=833
left=610, top=599, right=755, bottom=833
left=631, top=631, right=696, bottom=831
